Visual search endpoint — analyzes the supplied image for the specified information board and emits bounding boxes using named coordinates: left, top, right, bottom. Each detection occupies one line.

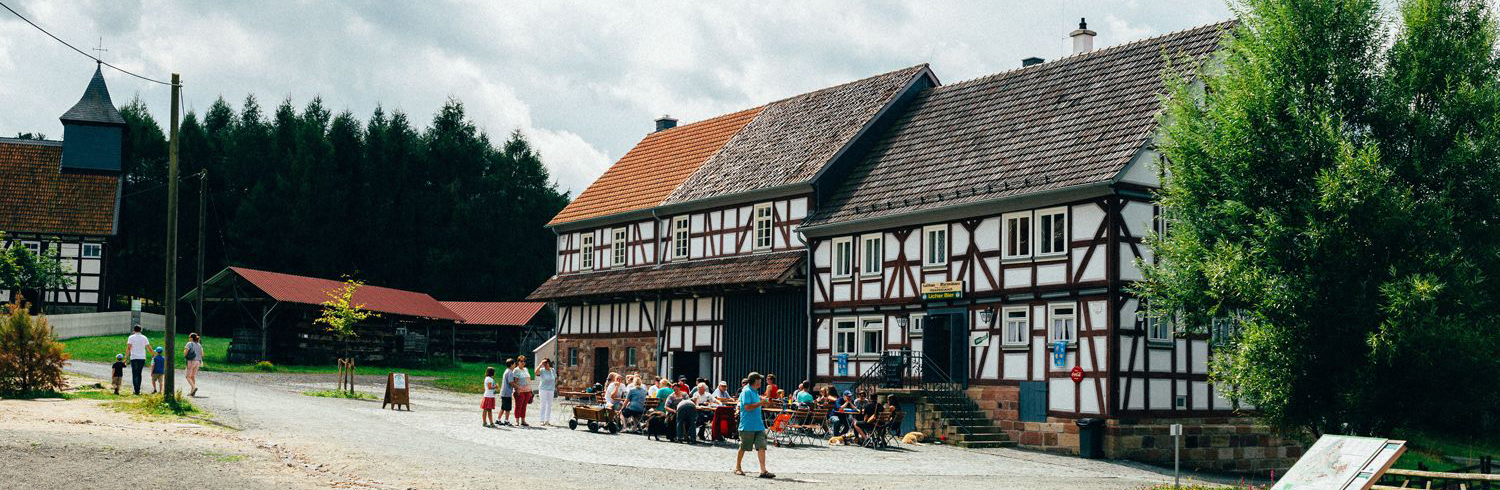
left=383, top=372, right=411, bottom=411
left=1272, top=435, right=1405, bottom=490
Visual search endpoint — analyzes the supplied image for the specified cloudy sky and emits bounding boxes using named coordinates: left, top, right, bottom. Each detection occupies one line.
left=0, top=1, right=1231, bottom=194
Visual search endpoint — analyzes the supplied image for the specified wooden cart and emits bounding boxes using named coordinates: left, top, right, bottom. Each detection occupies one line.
left=567, top=404, right=620, bottom=434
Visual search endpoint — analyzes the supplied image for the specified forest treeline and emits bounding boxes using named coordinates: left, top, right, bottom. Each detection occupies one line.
left=113, top=96, right=569, bottom=307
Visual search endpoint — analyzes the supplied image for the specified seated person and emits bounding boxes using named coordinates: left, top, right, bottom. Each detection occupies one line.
left=654, top=379, right=676, bottom=409
left=622, top=379, right=649, bottom=431
left=792, top=381, right=816, bottom=407
left=690, top=383, right=717, bottom=407
left=711, top=380, right=732, bottom=399
left=853, top=394, right=884, bottom=442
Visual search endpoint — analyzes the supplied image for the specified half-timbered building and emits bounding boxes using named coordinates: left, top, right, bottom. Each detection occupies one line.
left=529, top=65, right=937, bottom=391
left=0, top=67, right=126, bottom=313
left=796, top=22, right=1298, bottom=471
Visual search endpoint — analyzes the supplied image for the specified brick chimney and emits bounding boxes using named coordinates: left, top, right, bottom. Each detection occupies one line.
left=1070, top=18, right=1096, bottom=55
left=654, top=115, right=678, bottom=132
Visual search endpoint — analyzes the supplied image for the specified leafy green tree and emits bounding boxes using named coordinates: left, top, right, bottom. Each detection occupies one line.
left=0, top=233, right=72, bottom=311
left=1142, top=0, right=1500, bottom=438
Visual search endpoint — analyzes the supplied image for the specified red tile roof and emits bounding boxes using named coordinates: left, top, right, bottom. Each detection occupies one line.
left=0, top=139, right=120, bottom=236
left=440, top=301, right=545, bottom=326
left=548, top=107, right=763, bottom=227
left=229, top=267, right=461, bottom=321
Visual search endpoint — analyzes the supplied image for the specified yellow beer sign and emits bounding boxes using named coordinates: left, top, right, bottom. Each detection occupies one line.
left=920, top=280, right=964, bottom=300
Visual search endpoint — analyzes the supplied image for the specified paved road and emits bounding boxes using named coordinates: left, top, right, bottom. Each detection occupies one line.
left=65, top=361, right=1192, bottom=489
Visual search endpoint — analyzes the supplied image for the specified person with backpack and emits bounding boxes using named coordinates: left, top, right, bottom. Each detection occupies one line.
left=183, top=333, right=204, bottom=397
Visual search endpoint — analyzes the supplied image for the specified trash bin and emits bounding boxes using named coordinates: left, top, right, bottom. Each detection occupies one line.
left=1076, top=418, right=1105, bottom=459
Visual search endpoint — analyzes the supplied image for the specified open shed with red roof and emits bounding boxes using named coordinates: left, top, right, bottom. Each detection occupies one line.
left=183, top=267, right=547, bottom=365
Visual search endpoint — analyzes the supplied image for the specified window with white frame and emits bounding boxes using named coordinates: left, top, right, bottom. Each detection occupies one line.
left=82, top=243, right=102, bottom=258
left=831, top=237, right=853, bottom=279
left=672, top=216, right=690, bottom=259
left=860, top=318, right=884, bottom=356
left=1145, top=304, right=1172, bottom=342
left=1048, top=303, right=1077, bottom=344
left=834, top=318, right=857, bottom=355
left=907, top=313, right=925, bottom=337
left=1036, top=207, right=1068, bottom=256
left=860, top=234, right=882, bottom=276
left=1003, top=212, right=1031, bottom=259
left=21, top=241, right=40, bottom=255
left=579, top=233, right=595, bottom=270
left=753, top=203, right=774, bottom=250
left=923, top=225, right=948, bottom=267
left=1211, top=316, right=1238, bottom=346
left=612, top=228, right=627, bottom=266
left=1003, top=306, right=1029, bottom=346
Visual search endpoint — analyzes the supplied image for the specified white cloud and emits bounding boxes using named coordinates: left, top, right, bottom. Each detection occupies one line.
left=0, top=0, right=1231, bottom=193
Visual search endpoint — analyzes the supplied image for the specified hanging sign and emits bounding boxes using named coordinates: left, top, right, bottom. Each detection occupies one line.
left=919, top=281, right=964, bottom=300
left=1070, top=365, right=1085, bottom=383
left=383, top=372, right=411, bottom=411
left=969, top=331, right=991, bottom=347
left=836, top=353, right=849, bottom=376
left=1053, top=341, right=1068, bottom=367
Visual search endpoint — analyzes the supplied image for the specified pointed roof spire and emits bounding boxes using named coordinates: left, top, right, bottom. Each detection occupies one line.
left=60, top=66, right=126, bottom=126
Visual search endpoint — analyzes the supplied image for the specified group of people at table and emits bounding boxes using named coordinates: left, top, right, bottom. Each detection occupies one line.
left=593, top=372, right=896, bottom=446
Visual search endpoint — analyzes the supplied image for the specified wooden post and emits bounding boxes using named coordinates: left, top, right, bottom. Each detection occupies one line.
left=163, top=73, right=181, bottom=404
left=195, top=170, right=205, bottom=337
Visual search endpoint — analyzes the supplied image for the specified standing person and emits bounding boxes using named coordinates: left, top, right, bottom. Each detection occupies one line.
left=498, top=358, right=516, bottom=426
left=512, top=356, right=533, bottom=426
left=110, top=354, right=126, bottom=395
left=150, top=347, right=166, bottom=394
left=124, top=326, right=151, bottom=395
left=734, top=372, right=774, bottom=479
left=676, top=390, right=699, bottom=443
left=183, top=333, right=204, bottom=396
left=536, top=358, right=557, bottom=427
left=481, top=367, right=498, bottom=428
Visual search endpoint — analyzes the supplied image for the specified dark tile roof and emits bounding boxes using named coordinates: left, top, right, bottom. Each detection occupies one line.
left=663, top=65, right=930, bottom=205
left=0, top=139, right=120, bottom=236
left=60, top=66, right=126, bottom=126
left=803, top=22, right=1232, bottom=227
left=527, top=250, right=804, bottom=301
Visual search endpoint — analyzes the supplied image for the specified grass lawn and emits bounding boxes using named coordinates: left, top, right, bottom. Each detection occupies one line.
left=61, top=332, right=490, bottom=394
left=1390, top=429, right=1500, bottom=471
left=303, top=389, right=377, bottom=400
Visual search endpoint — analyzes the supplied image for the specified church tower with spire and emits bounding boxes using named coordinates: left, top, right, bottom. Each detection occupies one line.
left=58, top=64, right=125, bottom=174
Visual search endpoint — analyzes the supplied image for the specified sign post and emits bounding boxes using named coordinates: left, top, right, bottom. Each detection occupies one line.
left=1170, top=423, right=1182, bottom=489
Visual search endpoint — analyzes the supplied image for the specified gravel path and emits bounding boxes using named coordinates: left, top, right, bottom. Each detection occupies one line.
left=49, top=361, right=1197, bottom=489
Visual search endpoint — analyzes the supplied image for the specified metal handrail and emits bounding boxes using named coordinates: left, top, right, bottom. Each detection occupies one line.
left=848, top=350, right=985, bottom=437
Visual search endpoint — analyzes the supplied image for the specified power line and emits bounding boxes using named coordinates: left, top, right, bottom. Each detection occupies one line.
left=0, top=1, right=173, bottom=86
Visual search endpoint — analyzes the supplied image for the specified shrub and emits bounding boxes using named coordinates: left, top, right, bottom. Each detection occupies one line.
left=0, top=301, right=68, bottom=397
left=253, top=361, right=275, bottom=372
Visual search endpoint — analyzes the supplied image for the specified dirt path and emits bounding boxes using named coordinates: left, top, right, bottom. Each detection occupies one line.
left=17, top=362, right=1220, bottom=489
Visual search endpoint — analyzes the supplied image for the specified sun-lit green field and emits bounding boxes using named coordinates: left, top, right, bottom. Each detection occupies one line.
left=60, top=332, right=490, bottom=393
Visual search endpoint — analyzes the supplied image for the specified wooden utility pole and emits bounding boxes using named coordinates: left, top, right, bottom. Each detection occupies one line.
left=163, top=73, right=181, bottom=404
left=196, top=169, right=206, bottom=337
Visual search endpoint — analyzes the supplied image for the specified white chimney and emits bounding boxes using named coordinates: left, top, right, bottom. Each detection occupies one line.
left=1070, top=18, right=1096, bottom=54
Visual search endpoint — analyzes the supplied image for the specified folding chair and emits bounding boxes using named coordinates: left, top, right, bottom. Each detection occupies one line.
left=767, top=412, right=795, bottom=447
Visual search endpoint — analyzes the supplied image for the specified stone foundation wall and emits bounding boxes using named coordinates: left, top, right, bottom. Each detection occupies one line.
left=960, top=384, right=1303, bottom=474
left=555, top=335, right=658, bottom=393
left=1105, top=418, right=1304, bottom=474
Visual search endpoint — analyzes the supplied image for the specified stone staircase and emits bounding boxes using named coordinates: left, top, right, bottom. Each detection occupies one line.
left=908, top=389, right=1016, bottom=449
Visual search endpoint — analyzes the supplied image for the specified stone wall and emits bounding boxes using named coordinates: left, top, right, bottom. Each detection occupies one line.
left=555, top=334, right=658, bottom=392
left=960, top=384, right=1303, bottom=474
left=1105, top=418, right=1304, bottom=474
left=47, top=311, right=165, bottom=340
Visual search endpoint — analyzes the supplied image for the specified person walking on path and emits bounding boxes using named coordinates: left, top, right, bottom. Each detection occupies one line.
left=183, top=333, right=204, bottom=396
left=511, top=356, right=533, bottom=427
left=536, top=358, right=556, bottom=426
left=124, top=326, right=151, bottom=395
left=734, top=372, right=774, bottom=479
left=498, top=358, right=516, bottom=426
left=481, top=366, right=498, bottom=428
